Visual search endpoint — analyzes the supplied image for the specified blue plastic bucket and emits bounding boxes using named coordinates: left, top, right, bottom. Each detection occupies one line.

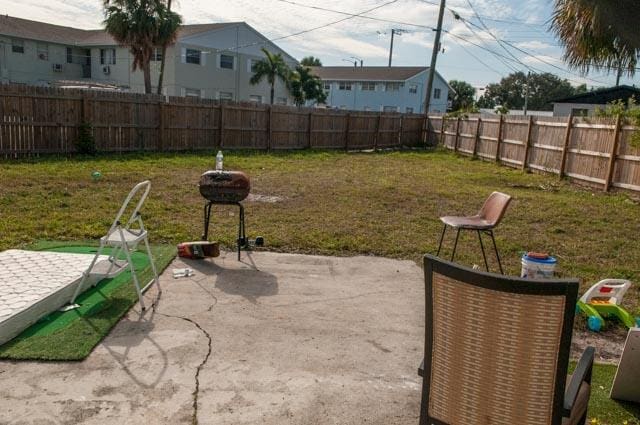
left=521, top=253, right=557, bottom=279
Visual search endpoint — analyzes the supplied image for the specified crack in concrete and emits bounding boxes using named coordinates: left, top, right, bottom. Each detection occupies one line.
left=151, top=290, right=216, bottom=425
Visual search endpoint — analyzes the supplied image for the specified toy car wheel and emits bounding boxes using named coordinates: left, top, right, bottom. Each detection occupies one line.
left=587, top=316, right=602, bottom=332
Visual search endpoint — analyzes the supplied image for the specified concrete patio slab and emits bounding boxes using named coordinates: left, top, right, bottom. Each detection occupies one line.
left=0, top=251, right=424, bottom=425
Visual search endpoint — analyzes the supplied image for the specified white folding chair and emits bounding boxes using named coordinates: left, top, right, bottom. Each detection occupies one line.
left=68, top=180, right=160, bottom=310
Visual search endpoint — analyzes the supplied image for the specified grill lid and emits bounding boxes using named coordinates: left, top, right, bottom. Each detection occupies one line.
left=199, top=170, right=250, bottom=203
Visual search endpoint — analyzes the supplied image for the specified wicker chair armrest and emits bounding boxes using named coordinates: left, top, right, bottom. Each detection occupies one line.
left=563, top=346, right=595, bottom=415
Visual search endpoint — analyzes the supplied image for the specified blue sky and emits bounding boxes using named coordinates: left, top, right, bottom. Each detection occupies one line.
left=3, top=0, right=639, bottom=91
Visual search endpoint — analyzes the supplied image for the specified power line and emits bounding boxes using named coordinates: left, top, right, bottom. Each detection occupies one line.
left=417, top=0, right=547, bottom=27
left=271, top=0, right=433, bottom=30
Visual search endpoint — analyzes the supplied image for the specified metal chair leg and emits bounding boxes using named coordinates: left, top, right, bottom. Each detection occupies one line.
left=489, top=230, right=504, bottom=274
left=237, top=203, right=244, bottom=261
left=436, top=224, right=447, bottom=256
left=477, top=230, right=489, bottom=272
left=451, top=228, right=461, bottom=262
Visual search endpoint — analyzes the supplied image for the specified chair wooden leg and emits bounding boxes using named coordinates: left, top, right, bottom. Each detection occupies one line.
left=451, top=228, right=461, bottom=262
left=436, top=224, right=447, bottom=256
left=489, top=230, right=504, bottom=274
left=477, top=230, right=489, bottom=272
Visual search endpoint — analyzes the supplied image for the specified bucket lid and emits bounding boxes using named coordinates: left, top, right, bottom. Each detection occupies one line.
left=523, top=252, right=557, bottom=264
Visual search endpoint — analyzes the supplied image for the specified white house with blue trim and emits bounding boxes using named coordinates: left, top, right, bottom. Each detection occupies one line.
left=310, top=66, right=451, bottom=113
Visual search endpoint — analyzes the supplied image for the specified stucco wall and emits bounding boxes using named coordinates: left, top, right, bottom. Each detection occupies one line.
left=553, top=102, right=600, bottom=117
left=322, top=70, right=449, bottom=113
left=0, top=36, right=86, bottom=84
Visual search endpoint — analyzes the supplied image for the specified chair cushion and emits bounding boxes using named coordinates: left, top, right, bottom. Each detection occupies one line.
left=562, top=379, right=590, bottom=425
left=440, top=215, right=493, bottom=229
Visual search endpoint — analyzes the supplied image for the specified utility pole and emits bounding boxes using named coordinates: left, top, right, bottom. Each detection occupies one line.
left=616, top=65, right=622, bottom=86
left=388, top=29, right=407, bottom=67
left=388, top=29, right=396, bottom=67
left=424, top=0, right=446, bottom=114
left=523, top=71, right=530, bottom=115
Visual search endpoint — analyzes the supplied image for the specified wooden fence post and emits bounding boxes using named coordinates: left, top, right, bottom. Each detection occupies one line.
left=307, top=111, right=313, bottom=149
left=605, top=114, right=622, bottom=191
left=521, top=115, right=533, bottom=170
left=344, top=112, right=351, bottom=150
left=454, top=117, right=461, bottom=152
left=219, top=103, right=225, bottom=148
left=440, top=116, right=446, bottom=146
left=495, top=114, right=503, bottom=162
left=558, top=113, right=574, bottom=179
left=158, top=102, right=164, bottom=152
left=422, top=114, right=428, bottom=146
left=472, top=117, right=481, bottom=157
left=267, top=105, right=272, bottom=151
left=374, top=113, right=381, bottom=151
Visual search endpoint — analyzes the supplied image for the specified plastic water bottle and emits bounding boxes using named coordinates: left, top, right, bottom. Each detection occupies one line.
left=215, top=150, right=223, bottom=170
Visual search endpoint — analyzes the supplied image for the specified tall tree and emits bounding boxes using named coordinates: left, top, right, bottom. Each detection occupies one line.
left=289, top=65, right=327, bottom=106
left=476, top=72, right=585, bottom=111
left=552, top=0, right=638, bottom=77
left=250, top=48, right=291, bottom=104
left=156, top=0, right=182, bottom=94
left=103, top=0, right=181, bottom=94
left=448, top=80, right=476, bottom=111
left=300, top=56, right=322, bottom=67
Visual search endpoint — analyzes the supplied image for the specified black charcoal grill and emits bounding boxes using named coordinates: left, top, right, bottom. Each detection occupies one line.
left=199, top=170, right=261, bottom=260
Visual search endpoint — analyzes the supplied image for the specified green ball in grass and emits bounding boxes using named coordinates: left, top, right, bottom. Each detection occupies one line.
left=91, top=171, right=102, bottom=181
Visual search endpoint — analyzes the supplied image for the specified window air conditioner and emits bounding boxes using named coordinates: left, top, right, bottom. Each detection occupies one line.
left=52, top=63, right=63, bottom=72
left=102, top=66, right=111, bottom=74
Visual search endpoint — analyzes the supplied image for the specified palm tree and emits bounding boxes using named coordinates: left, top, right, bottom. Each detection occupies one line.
left=300, top=56, right=322, bottom=67
left=552, top=0, right=639, bottom=78
left=250, top=48, right=291, bottom=104
left=103, top=0, right=181, bottom=94
left=289, top=65, right=327, bottom=107
left=156, top=0, right=181, bottom=95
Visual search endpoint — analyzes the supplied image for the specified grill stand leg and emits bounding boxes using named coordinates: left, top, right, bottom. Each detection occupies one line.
left=202, top=202, right=213, bottom=241
left=436, top=224, right=447, bottom=256
left=237, top=202, right=246, bottom=261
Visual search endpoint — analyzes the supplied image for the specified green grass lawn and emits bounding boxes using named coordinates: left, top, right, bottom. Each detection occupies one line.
left=0, top=148, right=639, bottom=422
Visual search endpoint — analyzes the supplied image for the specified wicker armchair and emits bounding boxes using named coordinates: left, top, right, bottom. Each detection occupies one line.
left=418, top=254, right=595, bottom=425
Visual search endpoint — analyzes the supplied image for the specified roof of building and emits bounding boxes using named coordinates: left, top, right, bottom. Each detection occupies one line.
left=553, top=85, right=640, bottom=104
left=309, top=66, right=428, bottom=82
left=0, top=15, right=237, bottom=46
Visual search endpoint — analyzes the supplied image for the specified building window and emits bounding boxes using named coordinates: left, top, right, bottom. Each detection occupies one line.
left=37, top=43, right=48, bottom=61
left=185, top=88, right=201, bottom=98
left=100, top=48, right=116, bottom=65
left=186, top=48, right=201, bottom=65
left=151, top=48, right=163, bottom=61
left=276, top=97, right=287, bottom=105
left=385, top=82, right=402, bottom=91
left=249, top=95, right=262, bottom=103
left=250, top=59, right=260, bottom=72
left=409, top=84, right=418, bottom=94
left=406, top=107, right=414, bottom=113
left=219, top=91, right=233, bottom=101
left=433, top=88, right=441, bottom=99
left=361, top=82, right=376, bottom=91
left=220, top=54, right=234, bottom=69
left=338, top=82, right=352, bottom=91
left=383, top=106, right=398, bottom=112
left=66, top=47, right=73, bottom=63
left=571, top=108, right=589, bottom=117
left=323, top=82, right=331, bottom=91
left=11, top=39, right=24, bottom=54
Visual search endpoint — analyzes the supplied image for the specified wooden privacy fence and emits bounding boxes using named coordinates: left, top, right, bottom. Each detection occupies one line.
left=0, top=84, right=431, bottom=156
left=427, top=114, right=640, bottom=193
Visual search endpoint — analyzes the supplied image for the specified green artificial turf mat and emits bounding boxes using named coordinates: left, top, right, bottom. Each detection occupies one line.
left=0, top=241, right=175, bottom=361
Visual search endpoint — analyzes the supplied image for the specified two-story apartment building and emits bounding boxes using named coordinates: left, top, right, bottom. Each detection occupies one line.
left=309, top=66, right=451, bottom=113
left=0, top=15, right=297, bottom=103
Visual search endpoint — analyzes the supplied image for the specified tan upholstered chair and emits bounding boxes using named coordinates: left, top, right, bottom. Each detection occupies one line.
left=437, top=191, right=512, bottom=274
left=418, top=254, right=594, bottom=425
